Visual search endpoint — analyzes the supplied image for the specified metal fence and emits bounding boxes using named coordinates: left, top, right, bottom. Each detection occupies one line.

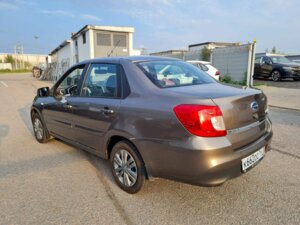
left=39, top=59, right=70, bottom=82
left=211, top=44, right=255, bottom=83
left=153, top=43, right=256, bottom=85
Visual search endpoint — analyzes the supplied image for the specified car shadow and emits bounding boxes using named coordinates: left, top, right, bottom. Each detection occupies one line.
left=84, top=148, right=252, bottom=197
left=0, top=124, right=9, bottom=145
left=18, top=103, right=35, bottom=137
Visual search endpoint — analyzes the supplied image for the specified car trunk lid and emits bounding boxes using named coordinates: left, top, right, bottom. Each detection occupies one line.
left=212, top=91, right=268, bottom=150
left=164, top=83, right=269, bottom=149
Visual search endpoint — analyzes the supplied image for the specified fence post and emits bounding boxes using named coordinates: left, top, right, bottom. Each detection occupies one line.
left=250, top=39, right=256, bottom=86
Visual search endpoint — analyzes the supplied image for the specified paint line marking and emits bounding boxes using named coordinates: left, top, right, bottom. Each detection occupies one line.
left=272, top=147, right=300, bottom=160
left=0, top=81, right=8, bottom=87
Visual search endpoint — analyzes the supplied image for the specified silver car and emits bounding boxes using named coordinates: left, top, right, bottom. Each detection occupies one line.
left=31, top=56, right=273, bottom=193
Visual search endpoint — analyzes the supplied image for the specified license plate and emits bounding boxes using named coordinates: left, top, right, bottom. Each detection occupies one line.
left=241, top=147, right=265, bottom=172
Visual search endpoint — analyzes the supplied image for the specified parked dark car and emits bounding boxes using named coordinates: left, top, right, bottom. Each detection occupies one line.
left=254, top=56, right=300, bottom=81
left=31, top=56, right=273, bottom=193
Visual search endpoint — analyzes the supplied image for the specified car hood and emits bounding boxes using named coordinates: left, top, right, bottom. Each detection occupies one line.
left=274, top=62, right=300, bottom=67
left=162, top=83, right=260, bottom=99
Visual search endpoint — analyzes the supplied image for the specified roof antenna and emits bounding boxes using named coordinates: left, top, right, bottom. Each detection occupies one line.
left=107, top=40, right=121, bottom=57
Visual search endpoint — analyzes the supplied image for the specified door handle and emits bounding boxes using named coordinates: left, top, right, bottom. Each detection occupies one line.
left=102, top=107, right=114, bottom=115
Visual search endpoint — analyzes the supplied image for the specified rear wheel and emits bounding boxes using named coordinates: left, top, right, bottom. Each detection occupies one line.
left=271, top=70, right=281, bottom=82
left=110, top=141, right=145, bottom=194
left=293, top=77, right=300, bottom=81
left=32, top=113, right=50, bottom=143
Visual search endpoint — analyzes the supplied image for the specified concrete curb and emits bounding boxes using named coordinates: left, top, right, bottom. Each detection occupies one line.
left=269, top=105, right=300, bottom=112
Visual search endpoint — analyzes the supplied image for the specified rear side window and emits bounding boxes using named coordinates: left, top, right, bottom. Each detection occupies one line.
left=199, top=63, right=209, bottom=71
left=81, top=64, right=118, bottom=98
left=136, top=60, right=215, bottom=88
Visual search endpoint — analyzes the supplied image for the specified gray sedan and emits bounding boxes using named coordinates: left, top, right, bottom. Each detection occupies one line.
left=31, top=56, right=272, bottom=193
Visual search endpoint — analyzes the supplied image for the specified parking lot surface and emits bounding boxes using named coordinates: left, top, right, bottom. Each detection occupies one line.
left=254, top=77, right=300, bottom=89
left=254, top=78, right=300, bottom=111
left=0, top=74, right=299, bottom=225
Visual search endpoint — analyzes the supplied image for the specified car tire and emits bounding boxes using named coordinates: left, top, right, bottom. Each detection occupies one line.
left=293, top=77, right=300, bottom=81
left=110, top=140, right=145, bottom=194
left=271, top=70, right=282, bottom=82
left=32, top=113, right=50, bottom=143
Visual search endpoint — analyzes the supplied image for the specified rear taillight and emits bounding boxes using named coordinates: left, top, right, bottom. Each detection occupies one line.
left=173, top=105, right=226, bottom=137
left=215, top=70, right=220, bottom=76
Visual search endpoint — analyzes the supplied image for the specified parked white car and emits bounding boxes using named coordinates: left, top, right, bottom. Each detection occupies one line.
left=187, top=60, right=220, bottom=80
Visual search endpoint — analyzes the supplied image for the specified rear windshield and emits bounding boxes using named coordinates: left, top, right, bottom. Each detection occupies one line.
left=136, top=60, right=215, bottom=88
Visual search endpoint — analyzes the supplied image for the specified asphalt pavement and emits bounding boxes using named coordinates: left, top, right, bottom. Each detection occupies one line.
left=0, top=74, right=299, bottom=225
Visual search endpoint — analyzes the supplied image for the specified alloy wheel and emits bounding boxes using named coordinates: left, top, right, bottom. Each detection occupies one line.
left=113, top=149, right=137, bottom=187
left=33, top=118, right=44, bottom=140
left=271, top=71, right=280, bottom=81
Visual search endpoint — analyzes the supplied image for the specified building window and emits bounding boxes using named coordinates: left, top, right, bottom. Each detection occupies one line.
left=82, top=32, right=86, bottom=44
left=113, top=34, right=126, bottom=47
left=97, top=33, right=111, bottom=46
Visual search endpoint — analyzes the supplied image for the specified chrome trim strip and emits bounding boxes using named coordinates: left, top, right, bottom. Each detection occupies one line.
left=227, top=119, right=265, bottom=134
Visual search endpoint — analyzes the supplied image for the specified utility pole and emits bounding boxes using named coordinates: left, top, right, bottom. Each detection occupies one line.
left=14, top=42, right=24, bottom=69
left=14, top=45, right=17, bottom=70
left=34, top=36, right=39, bottom=66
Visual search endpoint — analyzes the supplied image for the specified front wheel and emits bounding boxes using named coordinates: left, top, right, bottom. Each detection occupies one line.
left=271, top=70, right=281, bottom=82
left=32, top=113, right=50, bottom=143
left=110, top=141, right=145, bottom=194
left=293, top=77, right=300, bottom=81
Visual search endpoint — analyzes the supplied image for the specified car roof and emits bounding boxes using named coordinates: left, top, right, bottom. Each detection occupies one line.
left=187, top=60, right=211, bottom=64
left=80, top=56, right=180, bottom=65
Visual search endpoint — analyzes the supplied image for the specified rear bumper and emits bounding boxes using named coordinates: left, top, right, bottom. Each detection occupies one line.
left=136, top=120, right=273, bottom=186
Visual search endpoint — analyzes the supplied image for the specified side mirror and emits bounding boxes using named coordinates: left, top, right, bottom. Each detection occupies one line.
left=37, top=87, right=50, bottom=97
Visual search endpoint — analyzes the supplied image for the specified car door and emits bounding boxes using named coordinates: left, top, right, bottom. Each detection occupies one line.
left=42, top=64, right=87, bottom=141
left=261, top=57, right=273, bottom=76
left=70, top=63, right=121, bottom=153
left=254, top=57, right=262, bottom=75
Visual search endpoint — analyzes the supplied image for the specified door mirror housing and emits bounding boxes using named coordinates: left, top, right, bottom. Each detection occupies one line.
left=37, top=87, right=50, bottom=97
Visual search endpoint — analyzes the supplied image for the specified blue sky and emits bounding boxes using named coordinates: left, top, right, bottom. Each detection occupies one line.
left=0, top=0, right=299, bottom=55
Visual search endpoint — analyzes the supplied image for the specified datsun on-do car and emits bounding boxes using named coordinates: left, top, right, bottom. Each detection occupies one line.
left=31, top=56, right=272, bottom=193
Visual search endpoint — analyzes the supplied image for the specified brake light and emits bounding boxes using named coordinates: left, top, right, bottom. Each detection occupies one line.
left=173, top=105, right=226, bottom=137
left=215, top=70, right=220, bottom=75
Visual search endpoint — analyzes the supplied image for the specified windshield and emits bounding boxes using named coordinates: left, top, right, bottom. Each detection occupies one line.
left=136, top=60, right=215, bottom=88
left=270, top=56, right=292, bottom=64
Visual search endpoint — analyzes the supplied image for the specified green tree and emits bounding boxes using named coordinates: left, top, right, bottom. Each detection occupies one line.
left=271, top=46, right=276, bottom=53
left=201, top=46, right=211, bottom=61
left=4, top=55, right=15, bottom=64
left=24, top=61, right=31, bottom=69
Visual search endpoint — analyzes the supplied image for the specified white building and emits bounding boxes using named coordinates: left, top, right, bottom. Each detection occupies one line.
left=49, top=25, right=135, bottom=68
left=0, top=53, right=47, bottom=68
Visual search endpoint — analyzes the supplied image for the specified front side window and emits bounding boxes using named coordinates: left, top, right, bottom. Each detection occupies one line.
left=136, top=60, right=215, bottom=88
left=56, top=65, right=85, bottom=97
left=81, top=64, right=118, bottom=98
left=262, top=57, right=271, bottom=64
